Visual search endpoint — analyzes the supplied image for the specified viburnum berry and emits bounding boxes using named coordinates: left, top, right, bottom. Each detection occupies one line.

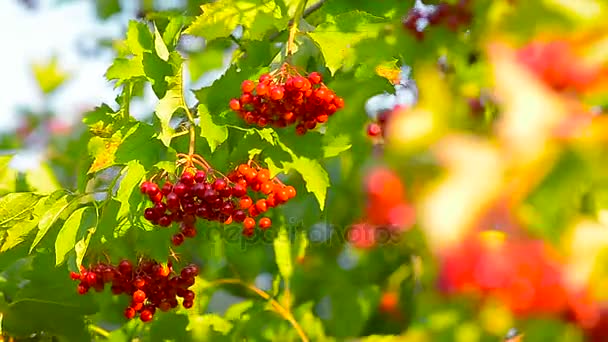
left=71, top=259, right=198, bottom=323
left=259, top=217, right=272, bottom=229
left=243, top=217, right=256, bottom=230
left=140, top=157, right=297, bottom=238
left=229, top=63, right=344, bottom=133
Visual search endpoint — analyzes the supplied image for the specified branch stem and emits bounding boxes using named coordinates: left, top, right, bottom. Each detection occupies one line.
left=286, top=0, right=309, bottom=57
left=206, top=278, right=309, bottom=342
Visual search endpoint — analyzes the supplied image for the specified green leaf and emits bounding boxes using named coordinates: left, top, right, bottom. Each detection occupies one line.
left=115, top=161, right=146, bottom=220
left=143, top=51, right=174, bottom=100
left=283, top=157, right=330, bottom=210
left=274, top=223, right=293, bottom=280
left=185, top=0, right=289, bottom=41
left=126, top=20, right=154, bottom=55
left=25, top=163, right=61, bottom=194
left=105, top=57, right=145, bottom=83
left=0, top=193, right=43, bottom=229
left=30, top=195, right=75, bottom=252
left=3, top=254, right=98, bottom=340
left=163, top=16, right=185, bottom=49
left=323, top=134, right=352, bottom=158
left=31, top=56, right=70, bottom=94
left=1, top=192, right=63, bottom=251
left=188, top=39, right=231, bottom=81
left=87, top=134, right=121, bottom=173
left=55, top=206, right=97, bottom=266
left=308, top=11, right=386, bottom=74
left=1, top=220, right=38, bottom=252
left=154, top=25, right=170, bottom=61
left=115, top=123, right=173, bottom=169
left=155, top=61, right=186, bottom=146
left=198, top=105, right=229, bottom=152
left=199, top=314, right=234, bottom=334
left=0, top=155, right=17, bottom=195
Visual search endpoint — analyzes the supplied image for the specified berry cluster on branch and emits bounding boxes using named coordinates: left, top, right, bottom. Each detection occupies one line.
left=70, top=259, right=198, bottom=323
left=229, top=63, right=344, bottom=135
left=140, top=154, right=296, bottom=242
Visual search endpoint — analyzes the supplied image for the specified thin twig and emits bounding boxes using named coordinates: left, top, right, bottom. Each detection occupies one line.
left=205, top=278, right=309, bottom=342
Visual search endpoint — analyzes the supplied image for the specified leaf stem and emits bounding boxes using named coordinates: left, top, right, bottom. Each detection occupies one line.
left=188, top=124, right=195, bottom=156
left=206, top=278, right=309, bottom=342
left=286, top=0, right=309, bottom=57
left=89, top=324, right=110, bottom=338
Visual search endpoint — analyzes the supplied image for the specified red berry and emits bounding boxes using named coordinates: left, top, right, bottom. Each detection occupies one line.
left=259, top=74, right=272, bottom=84
left=233, top=210, right=247, bottom=222
left=242, top=80, right=256, bottom=93
left=181, top=171, right=195, bottom=186
left=240, top=197, right=253, bottom=209
left=229, top=99, right=241, bottom=111
left=260, top=181, right=273, bottom=194
left=183, top=300, right=194, bottom=309
left=77, top=284, right=88, bottom=295
left=133, top=289, right=146, bottom=303
left=232, top=183, right=247, bottom=197
left=124, top=307, right=136, bottom=319
left=285, top=186, right=296, bottom=199
left=172, top=233, right=185, bottom=246
left=255, top=199, right=268, bottom=213
left=194, top=170, right=206, bottom=183
left=308, top=72, right=322, bottom=84
left=213, top=178, right=227, bottom=191
left=277, top=189, right=289, bottom=202
left=70, top=271, right=81, bottom=280
left=256, top=169, right=270, bottom=183
left=367, top=123, right=382, bottom=137
left=256, top=83, right=269, bottom=96
left=270, top=86, right=284, bottom=100
left=238, top=164, right=251, bottom=175
left=140, top=309, right=153, bottom=322
left=158, top=215, right=172, bottom=227
left=259, top=217, right=272, bottom=229
left=243, top=217, right=256, bottom=230
left=119, top=260, right=132, bottom=274
left=133, top=277, right=145, bottom=289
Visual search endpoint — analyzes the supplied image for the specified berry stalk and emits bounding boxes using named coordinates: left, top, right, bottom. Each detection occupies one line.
left=286, top=0, right=309, bottom=57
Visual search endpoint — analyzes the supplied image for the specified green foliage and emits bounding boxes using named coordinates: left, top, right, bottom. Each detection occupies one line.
left=5, top=0, right=608, bottom=341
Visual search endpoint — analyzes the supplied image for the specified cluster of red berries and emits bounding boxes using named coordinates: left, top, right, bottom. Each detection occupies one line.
left=226, top=163, right=297, bottom=236
left=517, top=40, right=602, bottom=93
left=229, top=64, right=344, bottom=135
left=70, top=259, right=198, bottom=322
left=140, top=161, right=296, bottom=242
left=403, top=0, right=472, bottom=40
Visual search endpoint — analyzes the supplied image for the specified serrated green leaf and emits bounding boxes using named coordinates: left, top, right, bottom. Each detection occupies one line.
left=323, top=134, right=352, bottom=158
left=55, top=206, right=96, bottom=266
left=115, top=161, right=146, bottom=220
left=143, top=52, right=173, bottom=98
left=249, top=148, right=263, bottom=160
left=254, top=128, right=276, bottom=145
left=154, top=25, right=170, bottom=61
left=163, top=16, right=185, bottom=49
left=155, top=63, right=185, bottom=146
left=308, top=11, right=386, bottom=74
left=185, top=0, right=289, bottom=41
left=115, top=123, right=172, bottom=169
left=225, top=300, right=255, bottom=321
left=30, top=195, right=74, bottom=252
left=200, top=314, right=234, bottom=334
left=188, top=39, right=231, bottom=81
left=105, top=57, right=145, bottom=83
left=283, top=157, right=329, bottom=210
left=198, top=105, right=229, bottom=152
left=1, top=220, right=38, bottom=252
left=274, top=224, right=293, bottom=280
left=0, top=193, right=44, bottom=229
left=25, top=163, right=60, bottom=194
left=4, top=254, right=98, bottom=340
left=88, top=134, right=122, bottom=173
left=126, top=20, right=154, bottom=55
